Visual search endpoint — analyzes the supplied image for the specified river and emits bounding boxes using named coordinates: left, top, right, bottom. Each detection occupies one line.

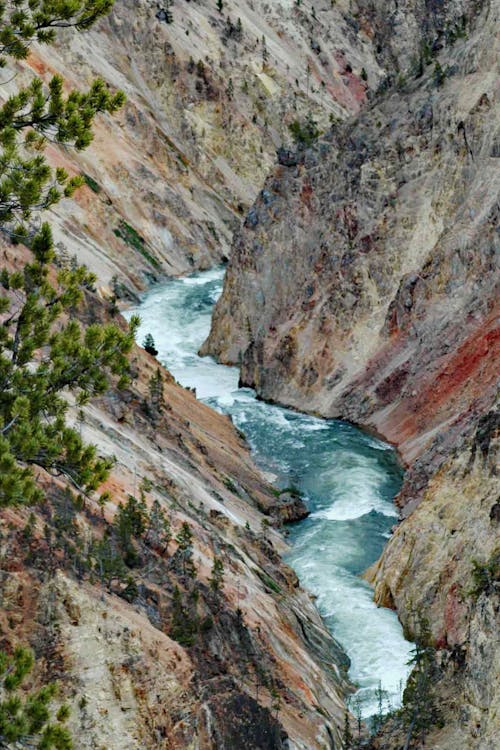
left=124, top=267, right=412, bottom=717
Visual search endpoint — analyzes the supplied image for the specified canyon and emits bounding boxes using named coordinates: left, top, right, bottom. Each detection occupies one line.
left=204, top=0, right=500, bottom=747
left=1, top=0, right=498, bottom=749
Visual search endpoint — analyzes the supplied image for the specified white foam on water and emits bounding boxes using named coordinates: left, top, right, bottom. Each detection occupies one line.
left=289, top=538, right=412, bottom=716
left=126, top=267, right=412, bottom=720
left=310, top=462, right=399, bottom=521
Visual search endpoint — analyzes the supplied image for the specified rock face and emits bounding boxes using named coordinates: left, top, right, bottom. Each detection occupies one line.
left=204, top=0, right=500, bottom=746
left=0, top=279, right=350, bottom=750
left=204, top=0, right=498, bottom=454
left=9, top=0, right=385, bottom=296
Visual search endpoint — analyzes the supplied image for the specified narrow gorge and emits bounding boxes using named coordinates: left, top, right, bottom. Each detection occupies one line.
left=125, top=267, right=412, bottom=718
left=0, top=1, right=498, bottom=749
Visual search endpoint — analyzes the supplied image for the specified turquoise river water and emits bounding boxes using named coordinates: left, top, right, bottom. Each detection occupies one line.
left=125, top=267, right=412, bottom=717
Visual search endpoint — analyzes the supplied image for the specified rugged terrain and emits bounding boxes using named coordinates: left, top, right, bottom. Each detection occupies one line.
left=1, top=2, right=389, bottom=747
left=12, top=0, right=384, bottom=295
left=0, top=247, right=351, bottom=748
left=204, top=0, right=500, bottom=747
left=2, top=0, right=498, bottom=748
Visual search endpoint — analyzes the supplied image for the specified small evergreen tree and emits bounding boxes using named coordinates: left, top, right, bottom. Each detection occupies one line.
left=288, top=113, right=320, bottom=147
left=176, top=521, right=193, bottom=550
left=0, top=646, right=72, bottom=748
left=402, top=614, right=441, bottom=749
left=175, top=522, right=196, bottom=578
left=209, top=556, right=224, bottom=593
left=433, top=61, right=445, bottom=87
left=372, top=680, right=388, bottom=734
left=145, top=499, right=171, bottom=553
left=342, top=710, right=353, bottom=749
left=148, top=367, right=164, bottom=417
left=143, top=333, right=158, bottom=356
left=114, top=494, right=148, bottom=566
left=170, top=586, right=197, bottom=646
left=91, top=533, right=127, bottom=592
left=351, top=694, right=363, bottom=742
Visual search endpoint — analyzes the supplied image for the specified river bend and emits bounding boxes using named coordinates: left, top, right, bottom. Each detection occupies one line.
left=125, top=267, right=412, bottom=717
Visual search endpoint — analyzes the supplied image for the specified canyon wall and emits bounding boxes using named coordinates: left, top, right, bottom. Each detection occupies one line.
left=204, top=0, right=499, bottom=746
left=10, top=0, right=383, bottom=296
left=0, top=251, right=351, bottom=748
left=0, top=3, right=389, bottom=746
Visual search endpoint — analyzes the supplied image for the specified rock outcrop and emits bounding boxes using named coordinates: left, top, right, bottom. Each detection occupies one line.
left=6, top=0, right=385, bottom=297
left=204, top=0, right=500, bottom=746
left=0, top=271, right=351, bottom=749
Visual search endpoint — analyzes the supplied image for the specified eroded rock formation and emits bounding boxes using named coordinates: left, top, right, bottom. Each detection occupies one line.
left=204, top=0, right=500, bottom=746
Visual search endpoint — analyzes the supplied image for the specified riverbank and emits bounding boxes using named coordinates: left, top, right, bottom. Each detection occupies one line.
left=125, top=267, right=413, bottom=717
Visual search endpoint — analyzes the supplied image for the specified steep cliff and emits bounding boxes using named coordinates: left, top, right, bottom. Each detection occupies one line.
left=7, top=0, right=384, bottom=297
left=204, top=0, right=499, bottom=745
left=0, top=252, right=351, bottom=748
left=204, top=0, right=498, bottom=452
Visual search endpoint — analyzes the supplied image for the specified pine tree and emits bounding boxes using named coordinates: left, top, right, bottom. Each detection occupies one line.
left=175, top=522, right=196, bottom=578
left=148, top=367, right=164, bottom=417
left=143, top=333, right=158, bottom=356
left=0, top=228, right=138, bottom=506
left=0, top=0, right=132, bottom=508
left=91, top=533, right=127, bottom=592
left=402, top=614, right=441, bottom=749
left=372, top=680, right=388, bottom=734
left=0, top=646, right=72, bottom=748
left=351, top=694, right=363, bottom=742
left=170, top=585, right=197, bottom=647
left=114, top=494, right=148, bottom=566
left=176, top=521, right=193, bottom=550
left=342, top=710, right=353, bottom=749
left=0, top=1, right=124, bottom=231
left=209, top=556, right=224, bottom=593
left=145, top=499, right=171, bottom=553
left=0, top=2, right=115, bottom=66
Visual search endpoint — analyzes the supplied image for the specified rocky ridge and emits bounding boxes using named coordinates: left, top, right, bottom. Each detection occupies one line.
left=0, top=253, right=351, bottom=749
left=204, top=0, right=500, bottom=746
left=7, top=0, right=385, bottom=297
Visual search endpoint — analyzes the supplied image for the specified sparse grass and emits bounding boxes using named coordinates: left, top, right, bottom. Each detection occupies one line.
left=114, top=220, right=160, bottom=269
left=469, top=552, right=499, bottom=600
left=254, top=569, right=282, bottom=594
left=270, top=485, right=302, bottom=498
left=223, top=476, right=239, bottom=495
left=82, top=173, right=101, bottom=193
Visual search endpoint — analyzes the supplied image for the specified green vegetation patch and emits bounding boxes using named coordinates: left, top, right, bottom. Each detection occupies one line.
left=254, top=568, right=282, bottom=595
left=469, top=552, right=500, bottom=600
left=82, top=173, right=101, bottom=193
left=114, top=220, right=160, bottom=269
